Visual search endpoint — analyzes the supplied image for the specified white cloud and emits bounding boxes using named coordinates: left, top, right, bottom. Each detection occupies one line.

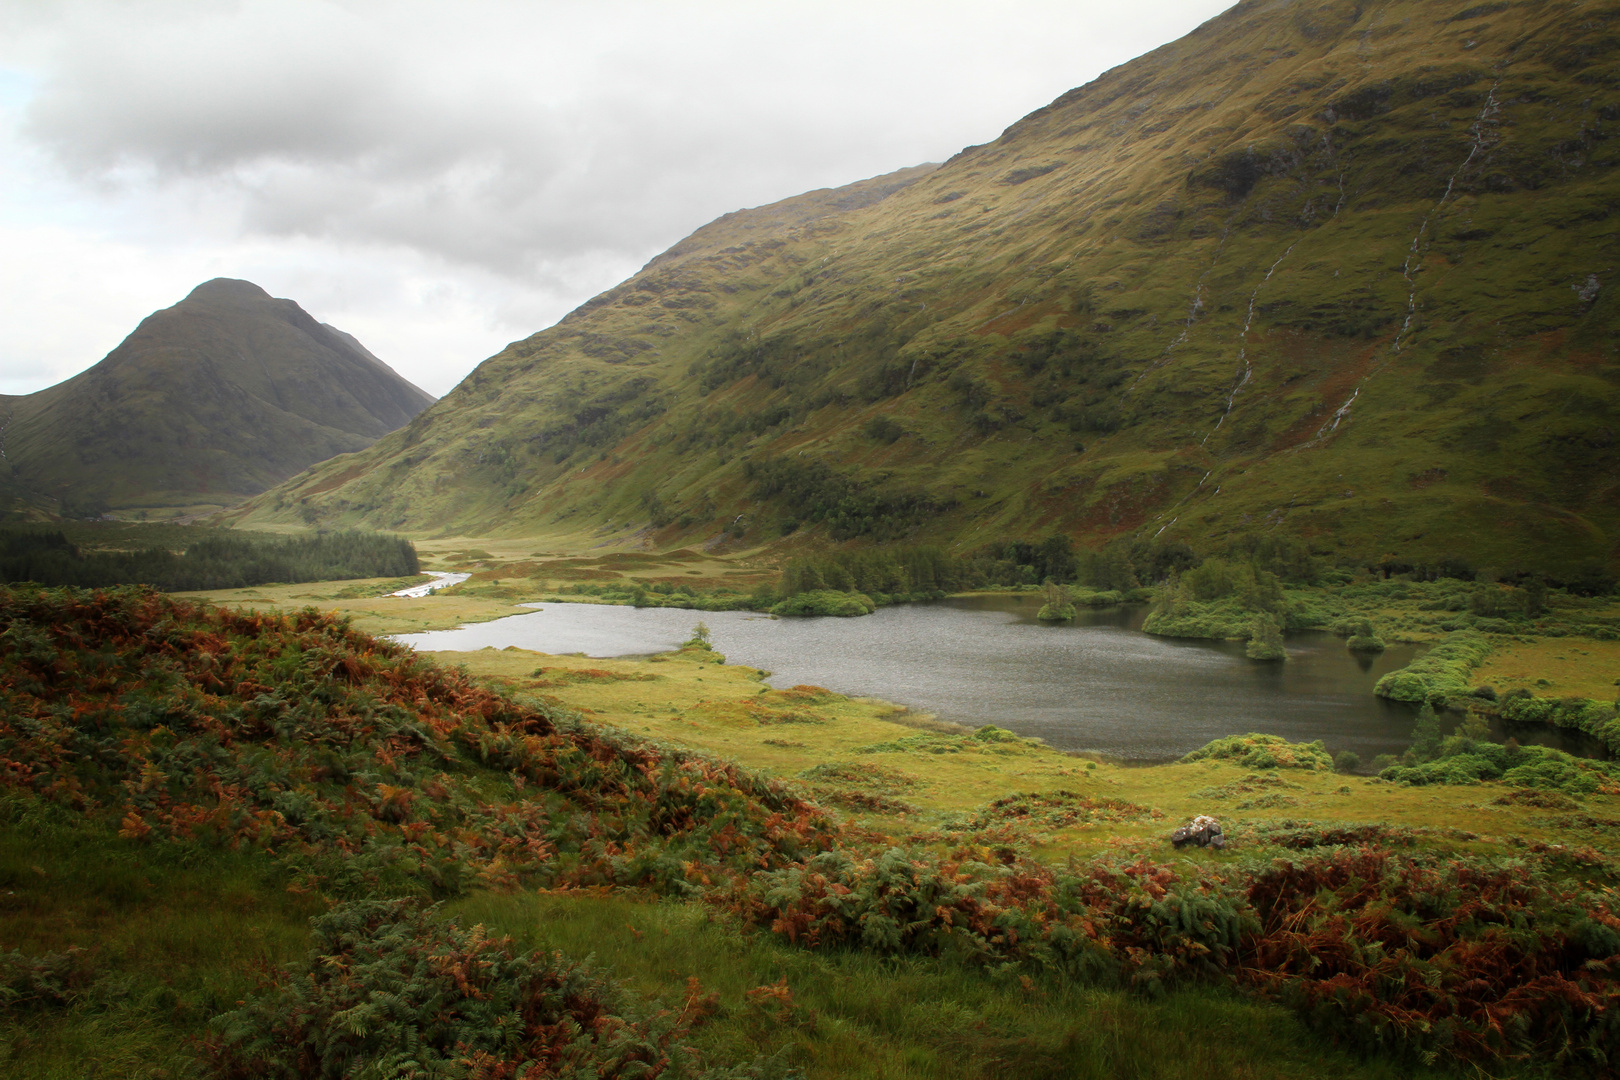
left=0, top=0, right=1232, bottom=397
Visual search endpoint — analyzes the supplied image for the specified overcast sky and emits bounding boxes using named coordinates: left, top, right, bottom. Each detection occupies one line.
left=0, top=0, right=1230, bottom=398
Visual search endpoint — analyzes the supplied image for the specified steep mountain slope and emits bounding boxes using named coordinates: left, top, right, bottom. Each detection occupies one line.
left=233, top=0, right=1618, bottom=574
left=2, top=278, right=434, bottom=516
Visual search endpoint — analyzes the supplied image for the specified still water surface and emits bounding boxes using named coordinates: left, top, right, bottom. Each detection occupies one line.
left=394, top=595, right=1430, bottom=762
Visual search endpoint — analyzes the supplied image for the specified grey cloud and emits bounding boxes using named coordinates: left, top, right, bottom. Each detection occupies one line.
left=19, top=0, right=1124, bottom=278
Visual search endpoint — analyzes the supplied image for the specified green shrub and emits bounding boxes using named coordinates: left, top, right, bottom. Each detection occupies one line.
left=207, top=898, right=752, bottom=1079
left=1345, top=619, right=1385, bottom=652
left=1377, top=736, right=1618, bottom=794
left=1143, top=598, right=1254, bottom=640
left=1406, top=703, right=1443, bottom=762
left=1332, top=750, right=1362, bottom=774
left=1180, top=734, right=1333, bottom=771
left=1374, top=631, right=1492, bottom=702
left=769, top=590, right=876, bottom=617
left=1037, top=582, right=1077, bottom=621
left=1499, top=691, right=1620, bottom=754
left=0, top=948, right=80, bottom=1011
left=1245, top=613, right=1286, bottom=661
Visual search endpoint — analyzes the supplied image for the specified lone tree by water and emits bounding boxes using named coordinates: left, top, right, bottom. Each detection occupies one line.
left=1405, top=702, right=1443, bottom=764
left=1346, top=619, right=1386, bottom=653
left=1246, top=612, right=1286, bottom=661
left=1037, top=581, right=1077, bottom=622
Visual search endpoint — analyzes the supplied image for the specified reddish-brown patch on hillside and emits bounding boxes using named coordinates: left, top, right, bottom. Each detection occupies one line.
left=1409, top=467, right=1448, bottom=488
left=1567, top=345, right=1618, bottom=370
left=1292, top=520, right=1333, bottom=540
left=971, top=299, right=1063, bottom=337
left=1484, top=475, right=1536, bottom=502
left=1499, top=330, right=1574, bottom=371
left=1022, top=474, right=1100, bottom=538
left=544, top=567, right=622, bottom=581
left=1071, top=474, right=1174, bottom=535
left=583, top=453, right=640, bottom=483
left=465, top=561, right=542, bottom=581
left=307, top=462, right=366, bottom=495
left=1270, top=339, right=1387, bottom=450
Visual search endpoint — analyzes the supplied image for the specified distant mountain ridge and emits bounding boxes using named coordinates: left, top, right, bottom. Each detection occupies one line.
left=1, top=278, right=434, bottom=518
left=232, top=0, right=1619, bottom=574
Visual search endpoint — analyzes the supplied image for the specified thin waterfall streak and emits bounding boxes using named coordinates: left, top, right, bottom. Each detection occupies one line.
left=1392, top=81, right=1499, bottom=354
left=1313, top=386, right=1360, bottom=440
left=1205, top=239, right=1300, bottom=444
left=1313, top=81, right=1500, bottom=446
left=1126, top=224, right=1237, bottom=397
left=1127, top=280, right=1205, bottom=394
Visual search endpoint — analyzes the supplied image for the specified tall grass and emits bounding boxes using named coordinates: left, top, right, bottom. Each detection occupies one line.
left=453, top=892, right=1441, bottom=1080
left=0, top=795, right=318, bottom=1078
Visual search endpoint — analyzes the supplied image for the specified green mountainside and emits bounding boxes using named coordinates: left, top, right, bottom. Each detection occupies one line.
left=1, top=278, right=434, bottom=518
left=233, top=0, right=1618, bottom=575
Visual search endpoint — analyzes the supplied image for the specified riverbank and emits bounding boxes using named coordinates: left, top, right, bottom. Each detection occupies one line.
left=388, top=597, right=1431, bottom=761
left=182, top=564, right=1620, bottom=765
left=422, top=639, right=1617, bottom=859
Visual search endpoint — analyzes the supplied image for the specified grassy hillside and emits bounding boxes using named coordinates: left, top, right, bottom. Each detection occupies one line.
left=230, top=0, right=1618, bottom=575
left=2, top=278, right=434, bottom=518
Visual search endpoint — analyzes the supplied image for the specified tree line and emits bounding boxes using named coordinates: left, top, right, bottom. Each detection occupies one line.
left=775, top=534, right=1228, bottom=602
left=0, top=529, right=419, bottom=591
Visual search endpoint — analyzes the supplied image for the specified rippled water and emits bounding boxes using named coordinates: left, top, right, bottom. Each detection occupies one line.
left=394, top=595, right=1437, bottom=762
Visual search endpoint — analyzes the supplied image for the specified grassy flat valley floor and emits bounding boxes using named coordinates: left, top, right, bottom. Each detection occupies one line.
left=174, top=539, right=777, bottom=636
left=428, top=640, right=1620, bottom=860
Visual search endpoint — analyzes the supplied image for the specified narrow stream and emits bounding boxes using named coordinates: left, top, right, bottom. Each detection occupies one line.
left=395, top=595, right=1440, bottom=762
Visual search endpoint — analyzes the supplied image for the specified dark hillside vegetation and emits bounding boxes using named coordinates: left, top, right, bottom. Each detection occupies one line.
left=0, top=528, right=420, bottom=592
left=235, top=0, right=1619, bottom=577
left=4, top=587, right=1620, bottom=1075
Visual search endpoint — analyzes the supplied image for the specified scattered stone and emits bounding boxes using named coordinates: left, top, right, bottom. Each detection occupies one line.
left=1171, top=814, right=1226, bottom=849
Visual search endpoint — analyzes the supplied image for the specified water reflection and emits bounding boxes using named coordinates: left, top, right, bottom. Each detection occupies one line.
left=394, top=595, right=1439, bottom=762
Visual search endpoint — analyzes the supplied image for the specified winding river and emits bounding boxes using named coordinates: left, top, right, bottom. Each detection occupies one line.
left=394, top=595, right=1437, bottom=762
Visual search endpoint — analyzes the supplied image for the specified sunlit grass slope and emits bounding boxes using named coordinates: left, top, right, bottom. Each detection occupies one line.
left=232, top=0, right=1618, bottom=575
